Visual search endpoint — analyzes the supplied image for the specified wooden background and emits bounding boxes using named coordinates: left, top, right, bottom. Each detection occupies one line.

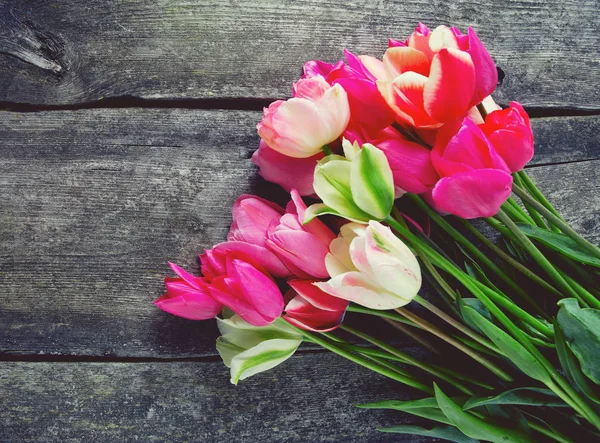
left=1, top=1, right=599, bottom=441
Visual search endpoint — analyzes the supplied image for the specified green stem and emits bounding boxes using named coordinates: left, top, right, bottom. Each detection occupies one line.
left=281, top=321, right=433, bottom=394
left=408, top=194, right=547, bottom=313
left=415, top=295, right=501, bottom=354
left=512, top=184, right=600, bottom=259
left=559, top=271, right=600, bottom=309
left=394, top=307, right=514, bottom=382
left=511, top=174, right=552, bottom=230
left=517, top=170, right=565, bottom=221
left=459, top=218, right=563, bottom=300
left=385, top=217, right=600, bottom=431
left=339, top=325, right=476, bottom=395
left=493, top=209, right=581, bottom=300
left=346, top=305, right=423, bottom=330
left=502, top=198, right=532, bottom=224
left=381, top=317, right=441, bottom=355
left=527, top=420, right=574, bottom=443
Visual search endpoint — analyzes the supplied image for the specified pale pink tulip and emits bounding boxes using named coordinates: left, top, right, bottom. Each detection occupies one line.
left=154, top=262, right=223, bottom=320
left=252, top=140, right=323, bottom=196
left=257, top=75, right=350, bottom=158
left=316, top=221, right=421, bottom=310
left=209, top=257, right=284, bottom=327
left=479, top=101, right=534, bottom=172
left=266, top=190, right=336, bottom=279
left=283, top=279, right=348, bottom=332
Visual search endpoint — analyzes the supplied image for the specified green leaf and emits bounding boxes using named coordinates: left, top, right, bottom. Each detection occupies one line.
left=378, top=424, right=478, bottom=443
left=557, top=298, right=600, bottom=384
left=357, top=398, right=453, bottom=425
left=462, top=306, right=550, bottom=383
left=463, top=387, right=566, bottom=410
left=554, top=319, right=600, bottom=404
left=434, top=384, right=534, bottom=443
left=517, top=223, right=600, bottom=267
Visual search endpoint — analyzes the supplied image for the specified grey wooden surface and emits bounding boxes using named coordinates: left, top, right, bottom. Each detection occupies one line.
left=0, top=1, right=599, bottom=442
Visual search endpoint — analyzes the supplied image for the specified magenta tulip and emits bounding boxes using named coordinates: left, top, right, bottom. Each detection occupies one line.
left=252, top=140, right=324, bottom=196
left=200, top=241, right=291, bottom=281
left=283, top=279, right=348, bottom=332
left=479, top=101, right=534, bottom=172
left=208, top=256, right=284, bottom=327
left=377, top=24, right=497, bottom=128
left=430, top=117, right=513, bottom=218
left=257, top=75, right=350, bottom=158
left=154, top=262, right=223, bottom=320
left=266, top=190, right=336, bottom=279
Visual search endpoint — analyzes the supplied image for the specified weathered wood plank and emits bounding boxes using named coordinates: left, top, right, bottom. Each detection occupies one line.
left=0, top=109, right=599, bottom=358
left=0, top=354, right=437, bottom=442
left=0, top=0, right=598, bottom=108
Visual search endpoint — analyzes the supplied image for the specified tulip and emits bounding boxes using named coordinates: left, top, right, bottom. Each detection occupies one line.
left=315, top=221, right=421, bottom=310
left=430, top=117, right=513, bottom=219
left=208, top=256, right=284, bottom=327
left=200, top=241, right=291, bottom=281
left=154, top=262, right=223, bottom=320
left=216, top=314, right=302, bottom=384
left=228, top=194, right=284, bottom=247
left=252, top=140, right=323, bottom=196
left=265, top=190, right=336, bottom=278
left=283, top=279, right=348, bottom=332
left=377, top=24, right=497, bottom=128
left=257, top=75, right=350, bottom=158
left=305, top=141, right=395, bottom=224
left=479, top=101, right=534, bottom=172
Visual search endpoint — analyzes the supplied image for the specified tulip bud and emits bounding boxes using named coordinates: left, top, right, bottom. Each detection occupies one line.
left=257, top=75, right=350, bottom=158
left=315, top=221, right=421, bottom=310
left=228, top=194, right=284, bottom=247
left=154, top=262, right=223, bottom=320
left=216, top=315, right=302, bottom=384
left=305, top=141, right=395, bottom=224
left=283, top=279, right=348, bottom=332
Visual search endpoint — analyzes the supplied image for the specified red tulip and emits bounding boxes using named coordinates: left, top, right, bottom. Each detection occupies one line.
left=479, top=101, right=534, bottom=172
left=283, top=279, right=348, bottom=332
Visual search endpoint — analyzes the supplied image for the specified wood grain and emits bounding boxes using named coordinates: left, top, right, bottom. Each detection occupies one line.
left=0, top=0, right=598, bottom=108
left=0, top=109, right=598, bottom=358
left=0, top=354, right=438, bottom=442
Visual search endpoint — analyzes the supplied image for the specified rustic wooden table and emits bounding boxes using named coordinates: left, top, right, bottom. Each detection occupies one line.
left=1, top=1, right=599, bottom=441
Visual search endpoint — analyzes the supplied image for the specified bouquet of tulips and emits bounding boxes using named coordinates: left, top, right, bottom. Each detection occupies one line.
left=154, top=23, right=600, bottom=443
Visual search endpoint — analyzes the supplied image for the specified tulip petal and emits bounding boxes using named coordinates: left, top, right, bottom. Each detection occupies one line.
left=383, top=46, right=430, bottom=78
left=350, top=144, right=395, bottom=220
left=228, top=195, right=284, bottom=245
left=154, top=290, right=222, bottom=320
left=466, top=27, right=498, bottom=104
left=252, top=141, right=322, bottom=196
left=288, top=279, right=349, bottom=311
left=168, top=262, right=203, bottom=290
left=386, top=72, right=440, bottom=127
left=315, top=272, right=410, bottom=310
left=431, top=169, right=513, bottom=219
left=266, top=230, right=330, bottom=278
left=290, top=189, right=336, bottom=245
left=211, top=241, right=291, bottom=278
left=423, top=48, right=475, bottom=123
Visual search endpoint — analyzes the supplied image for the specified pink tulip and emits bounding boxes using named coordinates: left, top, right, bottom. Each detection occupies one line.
left=209, top=256, right=284, bottom=326
left=266, top=190, right=336, bottom=279
left=283, top=279, right=348, bottom=332
left=377, top=24, right=497, bottom=128
left=252, top=140, right=323, bottom=196
left=228, top=194, right=284, bottom=247
left=200, top=241, right=291, bottom=281
left=154, top=262, right=223, bottom=320
left=479, top=101, right=534, bottom=172
left=430, top=117, right=513, bottom=219
left=257, top=75, right=350, bottom=158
